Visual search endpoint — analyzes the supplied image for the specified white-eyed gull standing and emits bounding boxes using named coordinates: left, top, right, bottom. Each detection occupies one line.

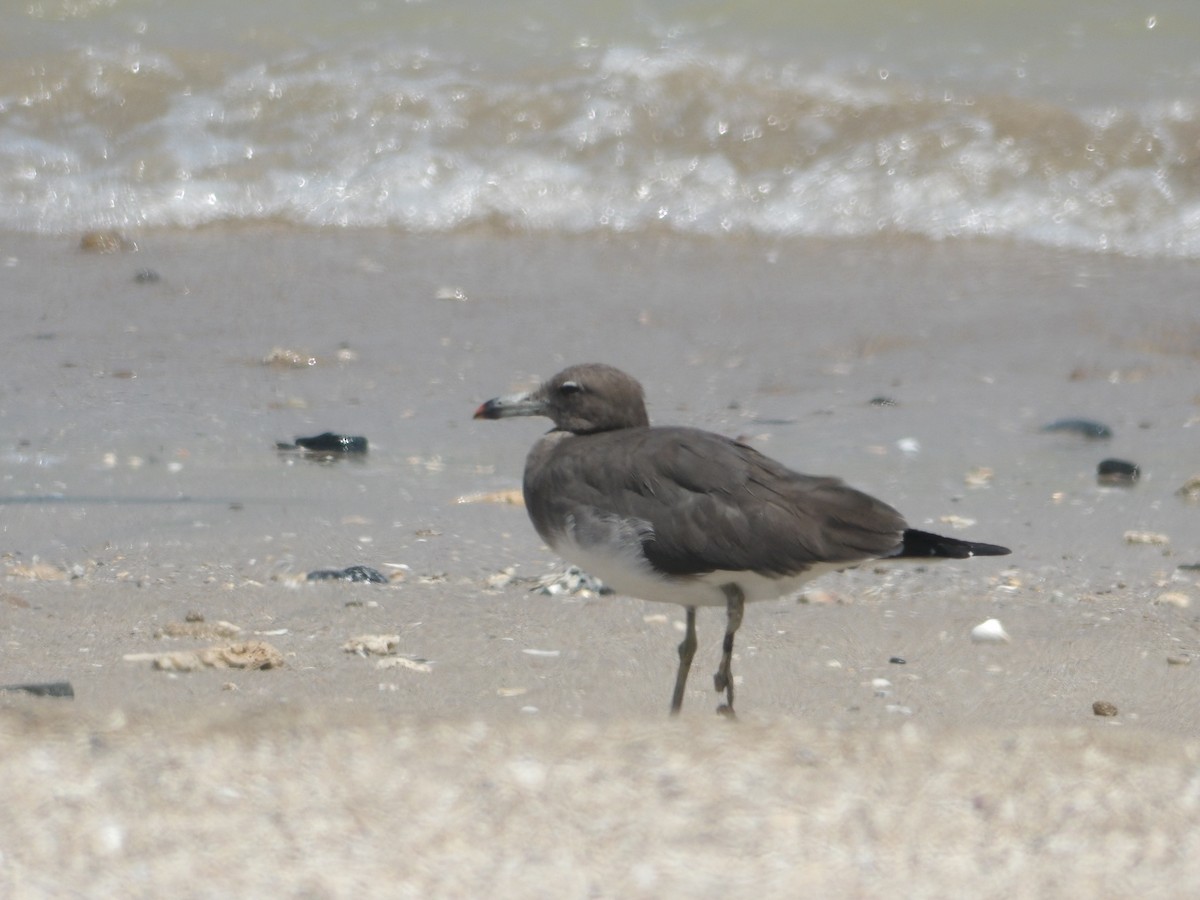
left=475, top=363, right=1010, bottom=716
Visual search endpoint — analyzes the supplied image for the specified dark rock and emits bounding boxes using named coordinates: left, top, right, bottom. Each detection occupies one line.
left=0, top=681, right=74, bottom=698
left=1097, top=459, right=1140, bottom=486
left=277, top=432, right=368, bottom=455
left=1040, top=418, right=1112, bottom=439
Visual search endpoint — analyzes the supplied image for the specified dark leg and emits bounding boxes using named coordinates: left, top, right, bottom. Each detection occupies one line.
left=713, top=584, right=745, bottom=717
left=670, top=606, right=698, bottom=715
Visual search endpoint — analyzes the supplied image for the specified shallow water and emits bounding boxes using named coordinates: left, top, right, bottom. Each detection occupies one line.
left=3, top=0, right=1199, bottom=257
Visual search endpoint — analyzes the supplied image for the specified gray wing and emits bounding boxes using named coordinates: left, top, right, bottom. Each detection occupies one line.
left=525, top=427, right=906, bottom=577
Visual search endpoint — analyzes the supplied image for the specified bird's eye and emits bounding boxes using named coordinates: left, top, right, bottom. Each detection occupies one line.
left=559, top=381, right=582, bottom=395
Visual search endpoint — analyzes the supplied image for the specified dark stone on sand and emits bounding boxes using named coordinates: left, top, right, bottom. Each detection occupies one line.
left=307, top=565, right=388, bottom=584
left=278, top=432, right=369, bottom=455
left=1092, top=700, right=1118, bottom=717
left=1040, top=418, right=1112, bottom=439
left=869, top=397, right=898, bottom=407
left=1097, top=459, right=1140, bottom=486
left=1, top=681, right=75, bottom=698
left=889, top=657, right=906, bottom=665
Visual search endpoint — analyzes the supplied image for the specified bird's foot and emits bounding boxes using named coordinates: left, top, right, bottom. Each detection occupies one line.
left=716, top=703, right=737, bottom=720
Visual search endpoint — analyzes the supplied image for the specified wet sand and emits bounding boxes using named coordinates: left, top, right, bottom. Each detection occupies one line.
left=2, top=228, right=1199, bottom=895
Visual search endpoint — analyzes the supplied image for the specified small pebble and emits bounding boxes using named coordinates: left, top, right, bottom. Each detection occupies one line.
left=1177, top=476, right=1200, bottom=501
left=1124, top=530, right=1169, bottom=546
left=970, top=618, right=1010, bottom=643
left=1153, top=592, right=1191, bottom=609
left=79, top=230, right=132, bottom=253
left=889, top=657, right=906, bottom=665
left=964, top=466, right=994, bottom=488
left=868, top=396, right=898, bottom=407
left=1040, top=418, right=1112, bottom=439
left=1092, top=700, right=1118, bottom=717
left=1097, top=459, right=1139, bottom=486
left=1167, top=656, right=1192, bottom=666
left=263, top=347, right=317, bottom=368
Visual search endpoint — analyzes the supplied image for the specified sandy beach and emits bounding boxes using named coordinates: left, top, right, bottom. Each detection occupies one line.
left=2, top=228, right=1200, bottom=896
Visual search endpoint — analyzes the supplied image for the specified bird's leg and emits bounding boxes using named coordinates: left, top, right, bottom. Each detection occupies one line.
left=714, top=584, right=745, bottom=718
left=670, top=606, right=698, bottom=715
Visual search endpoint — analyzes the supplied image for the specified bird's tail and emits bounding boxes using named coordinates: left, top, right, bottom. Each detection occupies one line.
left=892, top=528, right=1010, bottom=559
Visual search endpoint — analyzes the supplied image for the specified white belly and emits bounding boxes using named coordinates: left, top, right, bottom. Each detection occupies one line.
left=554, top=534, right=847, bottom=608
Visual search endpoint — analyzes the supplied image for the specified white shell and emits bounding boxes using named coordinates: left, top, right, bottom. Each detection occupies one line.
left=970, top=618, right=1010, bottom=643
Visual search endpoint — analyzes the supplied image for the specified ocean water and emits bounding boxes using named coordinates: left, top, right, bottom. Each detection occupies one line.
left=3, top=0, right=1199, bottom=257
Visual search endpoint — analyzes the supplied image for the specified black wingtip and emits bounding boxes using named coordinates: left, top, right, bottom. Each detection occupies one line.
left=895, top=528, right=1011, bottom=560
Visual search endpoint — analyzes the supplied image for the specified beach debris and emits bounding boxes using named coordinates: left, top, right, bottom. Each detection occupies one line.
left=798, top=588, right=845, bottom=605
left=277, top=432, right=368, bottom=455
left=1124, top=530, right=1170, bottom=546
left=1040, top=418, right=1112, bottom=439
left=1092, top=700, right=1118, bottom=717
left=939, top=514, right=976, bottom=530
left=889, top=657, right=907, bottom=665
left=376, top=656, right=432, bottom=673
left=5, top=560, right=71, bottom=581
left=123, top=641, right=284, bottom=671
left=896, top=437, right=921, bottom=456
left=964, top=466, right=994, bottom=488
left=262, top=347, right=317, bottom=368
left=79, top=230, right=133, bottom=253
left=486, top=567, right=519, bottom=590
left=156, top=620, right=242, bottom=640
left=343, top=634, right=401, bottom=656
left=456, top=489, right=525, bottom=506
left=1152, top=592, right=1191, bottom=609
left=1177, top=476, right=1200, bottom=501
left=533, top=565, right=612, bottom=596
left=522, top=648, right=561, bottom=658
left=434, top=286, right=469, bottom=301
left=134, top=268, right=161, bottom=283
left=1178, top=563, right=1200, bottom=572
left=868, top=396, right=898, bottom=407
left=1097, top=459, right=1140, bottom=486
left=970, top=618, right=1010, bottom=643
left=406, top=454, right=446, bottom=473
left=1167, top=655, right=1193, bottom=666
left=0, top=682, right=74, bottom=699
left=307, top=565, right=389, bottom=584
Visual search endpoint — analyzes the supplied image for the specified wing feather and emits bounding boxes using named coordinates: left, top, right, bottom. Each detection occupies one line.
left=525, top=427, right=906, bottom=577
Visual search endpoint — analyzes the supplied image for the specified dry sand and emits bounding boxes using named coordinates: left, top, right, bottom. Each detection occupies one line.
left=2, top=228, right=1199, bottom=896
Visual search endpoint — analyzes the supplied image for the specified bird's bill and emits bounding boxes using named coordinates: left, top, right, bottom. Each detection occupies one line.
left=473, top=390, right=547, bottom=420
